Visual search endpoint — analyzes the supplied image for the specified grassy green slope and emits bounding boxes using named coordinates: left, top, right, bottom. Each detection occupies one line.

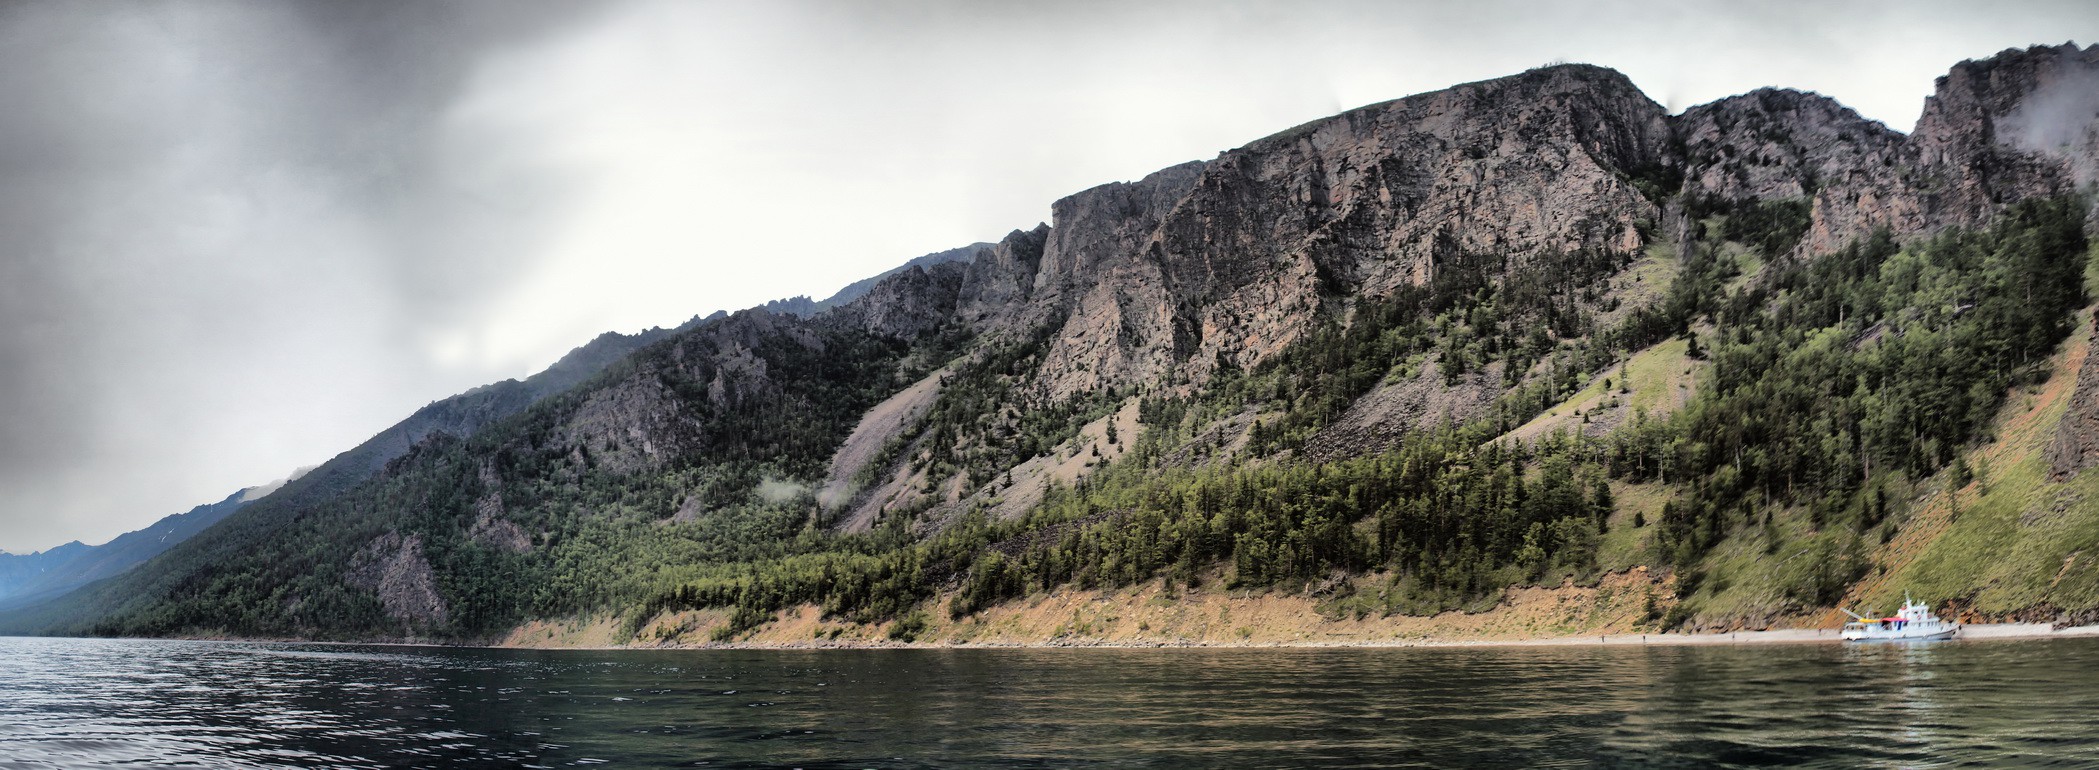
left=1842, top=249, right=2099, bottom=625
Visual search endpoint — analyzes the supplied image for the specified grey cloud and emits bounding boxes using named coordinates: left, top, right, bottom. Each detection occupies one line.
left=0, top=1, right=599, bottom=551
left=2000, top=62, right=2099, bottom=186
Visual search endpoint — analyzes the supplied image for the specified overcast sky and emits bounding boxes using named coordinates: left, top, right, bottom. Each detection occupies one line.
left=0, top=0, right=2090, bottom=553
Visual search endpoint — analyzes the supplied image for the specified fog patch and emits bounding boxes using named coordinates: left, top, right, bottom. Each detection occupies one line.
left=1998, top=63, right=2099, bottom=186
left=757, top=478, right=812, bottom=505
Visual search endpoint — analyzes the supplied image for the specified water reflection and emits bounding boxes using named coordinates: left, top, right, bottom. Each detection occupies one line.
left=1, top=636, right=2096, bottom=768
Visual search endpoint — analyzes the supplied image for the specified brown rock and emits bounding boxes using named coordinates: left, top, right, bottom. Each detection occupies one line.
left=1675, top=88, right=1907, bottom=208
left=344, top=531, right=449, bottom=629
left=1020, top=66, right=1673, bottom=399
left=1807, top=43, right=2099, bottom=253
left=2050, top=323, right=2099, bottom=481
left=827, top=261, right=967, bottom=340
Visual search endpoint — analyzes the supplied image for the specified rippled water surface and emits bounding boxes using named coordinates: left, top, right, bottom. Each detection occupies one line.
left=3, top=636, right=2098, bottom=767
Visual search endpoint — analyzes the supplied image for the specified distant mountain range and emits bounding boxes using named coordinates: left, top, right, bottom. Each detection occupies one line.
left=8, top=43, right=2099, bottom=645
left=0, top=479, right=288, bottom=611
left=0, top=243, right=994, bottom=618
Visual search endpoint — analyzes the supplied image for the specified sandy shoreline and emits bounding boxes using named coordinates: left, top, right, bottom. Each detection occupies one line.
left=628, top=622, right=2099, bottom=651
left=180, top=621, right=2099, bottom=653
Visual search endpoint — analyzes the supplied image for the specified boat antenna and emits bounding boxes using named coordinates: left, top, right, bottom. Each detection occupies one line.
left=1838, top=607, right=1870, bottom=621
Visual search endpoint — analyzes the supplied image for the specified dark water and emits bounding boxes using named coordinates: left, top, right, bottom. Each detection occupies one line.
left=3, top=637, right=2097, bottom=768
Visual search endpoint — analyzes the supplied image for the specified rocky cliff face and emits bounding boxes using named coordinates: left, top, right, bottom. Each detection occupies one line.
left=1912, top=43, right=2099, bottom=221
left=1675, top=88, right=1908, bottom=207
left=343, top=531, right=448, bottom=630
left=552, top=309, right=811, bottom=477
left=805, top=49, right=2099, bottom=526
left=2052, top=317, right=2099, bottom=481
left=952, top=65, right=1677, bottom=399
left=957, top=226, right=1048, bottom=326
left=802, top=52, right=2099, bottom=419
left=1156, top=65, right=1668, bottom=385
left=1028, top=161, right=1206, bottom=397
left=799, top=49, right=2099, bottom=523
left=1804, top=43, right=2099, bottom=253
left=766, top=242, right=990, bottom=318
left=827, top=261, right=967, bottom=340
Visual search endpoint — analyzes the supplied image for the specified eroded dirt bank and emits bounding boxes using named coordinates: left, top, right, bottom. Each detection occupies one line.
left=490, top=569, right=2099, bottom=651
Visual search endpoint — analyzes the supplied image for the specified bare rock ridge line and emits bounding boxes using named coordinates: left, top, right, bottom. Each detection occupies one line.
left=764, top=242, right=990, bottom=318
left=835, top=43, right=2099, bottom=406
left=1811, top=42, right=2099, bottom=252
left=799, top=43, right=2099, bottom=526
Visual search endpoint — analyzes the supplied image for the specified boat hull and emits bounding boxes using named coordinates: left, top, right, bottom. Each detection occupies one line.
left=1842, top=597, right=1958, bottom=642
left=1841, top=627, right=1957, bottom=642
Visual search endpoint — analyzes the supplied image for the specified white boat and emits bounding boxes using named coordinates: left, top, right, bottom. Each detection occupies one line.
left=1840, top=596, right=1958, bottom=641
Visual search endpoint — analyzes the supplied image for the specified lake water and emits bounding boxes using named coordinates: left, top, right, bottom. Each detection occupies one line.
left=2, top=636, right=2096, bottom=768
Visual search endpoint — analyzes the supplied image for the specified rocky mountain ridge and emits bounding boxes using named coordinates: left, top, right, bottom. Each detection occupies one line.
left=1805, top=42, right=2099, bottom=252
left=847, top=45, right=2099, bottom=412
left=762, top=243, right=990, bottom=318
left=8, top=43, right=2099, bottom=642
left=810, top=45, right=2098, bottom=528
left=0, top=240, right=998, bottom=609
left=0, top=481, right=281, bottom=610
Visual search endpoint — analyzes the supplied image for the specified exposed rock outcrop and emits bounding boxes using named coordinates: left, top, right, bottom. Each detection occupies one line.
left=1301, top=361, right=1505, bottom=462
left=1805, top=43, right=2099, bottom=253
left=826, top=50, right=2099, bottom=522
left=467, top=514, right=531, bottom=554
left=765, top=242, right=988, bottom=318
left=344, top=531, right=449, bottom=629
left=817, top=366, right=949, bottom=519
left=828, top=262, right=967, bottom=340
left=466, top=463, right=531, bottom=553
left=854, top=54, right=2096, bottom=411
left=957, top=226, right=1049, bottom=326
left=2051, top=320, right=2099, bottom=480
left=1910, top=43, right=2098, bottom=225
left=1015, top=66, right=1675, bottom=398
left=1025, top=162, right=1206, bottom=396
left=550, top=309, right=819, bottom=477
left=1675, top=88, right=1907, bottom=207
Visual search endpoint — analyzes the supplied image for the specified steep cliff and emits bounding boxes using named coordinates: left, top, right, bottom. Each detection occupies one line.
left=957, top=225, right=1049, bottom=325
left=827, top=262, right=968, bottom=341
left=1803, top=43, right=2099, bottom=254
left=1675, top=88, right=1907, bottom=207
left=15, top=46, right=2099, bottom=644
left=1000, top=66, right=1673, bottom=399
